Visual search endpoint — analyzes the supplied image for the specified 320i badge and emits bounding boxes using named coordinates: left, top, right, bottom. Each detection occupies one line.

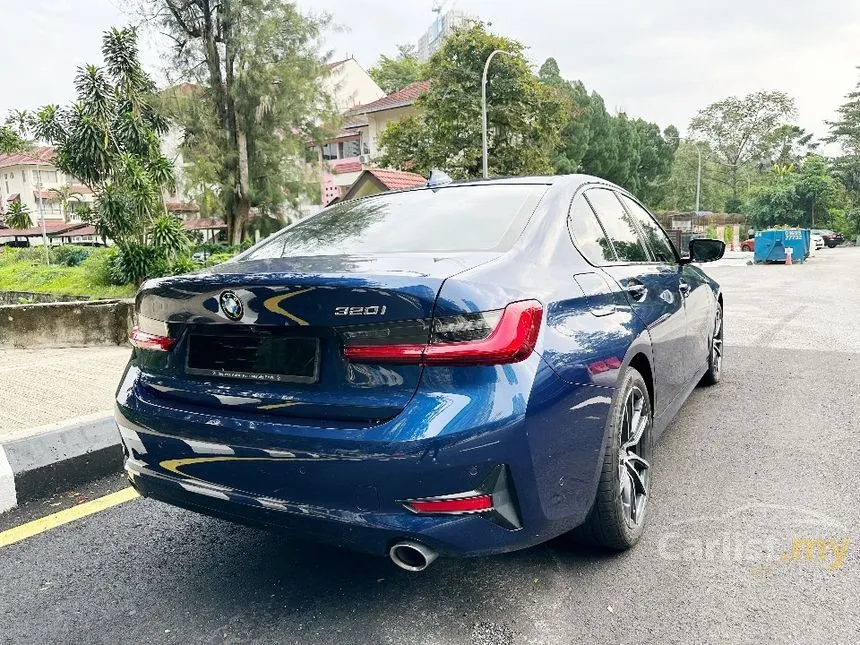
left=115, top=174, right=725, bottom=571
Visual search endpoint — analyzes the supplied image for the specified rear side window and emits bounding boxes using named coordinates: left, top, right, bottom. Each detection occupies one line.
left=584, top=189, right=650, bottom=263
left=569, top=194, right=617, bottom=264
left=242, top=185, right=547, bottom=259
left=619, top=194, right=677, bottom=263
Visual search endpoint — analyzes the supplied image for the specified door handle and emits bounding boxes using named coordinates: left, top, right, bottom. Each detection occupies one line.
left=626, top=283, right=648, bottom=302
left=679, top=281, right=691, bottom=297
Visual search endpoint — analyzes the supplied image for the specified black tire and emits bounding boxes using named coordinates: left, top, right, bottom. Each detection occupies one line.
left=699, top=302, right=723, bottom=386
left=573, top=367, right=653, bottom=550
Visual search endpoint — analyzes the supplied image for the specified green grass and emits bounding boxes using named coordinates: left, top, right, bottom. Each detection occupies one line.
left=0, top=248, right=136, bottom=299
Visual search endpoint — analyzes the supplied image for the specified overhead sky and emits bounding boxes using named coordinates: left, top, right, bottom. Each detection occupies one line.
left=2, top=0, right=859, bottom=142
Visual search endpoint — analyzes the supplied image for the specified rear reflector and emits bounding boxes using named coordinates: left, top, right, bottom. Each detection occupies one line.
left=404, top=494, right=494, bottom=515
left=342, top=300, right=542, bottom=366
left=129, top=325, right=175, bottom=351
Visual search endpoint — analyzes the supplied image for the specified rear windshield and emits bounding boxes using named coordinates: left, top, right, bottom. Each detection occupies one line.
left=241, top=184, right=547, bottom=259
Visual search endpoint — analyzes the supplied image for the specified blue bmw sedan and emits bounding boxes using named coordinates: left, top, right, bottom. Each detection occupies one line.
left=115, top=175, right=725, bottom=571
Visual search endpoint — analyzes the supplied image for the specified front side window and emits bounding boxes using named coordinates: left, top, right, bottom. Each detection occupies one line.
left=241, top=184, right=547, bottom=260
left=619, top=195, right=677, bottom=263
left=568, top=194, right=616, bottom=264
left=584, top=188, right=650, bottom=263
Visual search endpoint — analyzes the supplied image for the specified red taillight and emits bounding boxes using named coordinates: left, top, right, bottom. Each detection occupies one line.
left=340, top=343, right=425, bottom=364
left=129, top=325, right=175, bottom=351
left=342, top=300, right=543, bottom=366
left=404, top=494, right=493, bottom=514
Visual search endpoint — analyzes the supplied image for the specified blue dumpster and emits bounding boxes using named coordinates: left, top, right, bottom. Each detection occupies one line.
left=753, top=229, right=810, bottom=264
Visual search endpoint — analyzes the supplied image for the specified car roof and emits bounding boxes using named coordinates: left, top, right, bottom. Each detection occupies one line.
left=432, top=173, right=607, bottom=188
left=332, top=173, right=622, bottom=209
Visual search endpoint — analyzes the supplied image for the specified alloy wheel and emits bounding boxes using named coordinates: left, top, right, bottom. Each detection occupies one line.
left=618, top=386, right=651, bottom=528
left=712, top=307, right=723, bottom=377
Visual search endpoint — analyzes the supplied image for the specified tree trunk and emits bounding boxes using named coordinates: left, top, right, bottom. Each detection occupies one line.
left=229, top=116, right=251, bottom=246
left=730, top=166, right=739, bottom=205
left=231, top=197, right=249, bottom=246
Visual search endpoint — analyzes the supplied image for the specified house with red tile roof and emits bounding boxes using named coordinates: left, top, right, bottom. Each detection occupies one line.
left=309, top=80, right=431, bottom=203
left=340, top=169, right=427, bottom=201
left=0, top=147, right=96, bottom=227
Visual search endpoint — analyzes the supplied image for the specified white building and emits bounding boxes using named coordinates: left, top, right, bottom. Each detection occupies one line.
left=322, top=57, right=386, bottom=111
left=416, top=6, right=472, bottom=61
left=0, top=147, right=95, bottom=225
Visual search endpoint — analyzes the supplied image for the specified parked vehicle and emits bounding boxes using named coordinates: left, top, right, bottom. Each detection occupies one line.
left=116, top=175, right=725, bottom=571
left=811, top=234, right=824, bottom=251
left=741, top=238, right=755, bottom=252
left=811, top=229, right=844, bottom=248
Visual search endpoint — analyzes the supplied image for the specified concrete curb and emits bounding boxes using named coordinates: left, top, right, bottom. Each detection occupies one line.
left=0, top=412, right=123, bottom=513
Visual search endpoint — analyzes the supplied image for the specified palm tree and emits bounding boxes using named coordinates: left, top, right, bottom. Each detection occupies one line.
left=4, top=201, right=32, bottom=229
left=49, top=185, right=82, bottom=222
left=4, top=109, right=32, bottom=138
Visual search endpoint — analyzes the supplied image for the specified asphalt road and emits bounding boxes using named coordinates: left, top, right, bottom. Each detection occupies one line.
left=2, top=248, right=859, bottom=645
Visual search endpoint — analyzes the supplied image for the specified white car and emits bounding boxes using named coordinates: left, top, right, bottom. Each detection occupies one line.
left=811, top=233, right=824, bottom=251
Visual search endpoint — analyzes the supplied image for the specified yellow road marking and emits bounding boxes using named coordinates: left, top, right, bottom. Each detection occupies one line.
left=0, top=487, right=139, bottom=548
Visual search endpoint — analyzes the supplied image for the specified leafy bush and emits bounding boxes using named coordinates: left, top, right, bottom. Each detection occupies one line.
left=109, top=242, right=170, bottom=285
left=51, top=245, right=95, bottom=267
left=169, top=256, right=197, bottom=276
left=15, top=247, right=50, bottom=264
left=149, top=215, right=190, bottom=260
left=204, top=252, right=236, bottom=267
left=705, top=225, right=718, bottom=239
left=82, top=247, right=118, bottom=286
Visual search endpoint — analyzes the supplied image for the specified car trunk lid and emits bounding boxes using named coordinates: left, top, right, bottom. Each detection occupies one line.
left=132, top=253, right=498, bottom=424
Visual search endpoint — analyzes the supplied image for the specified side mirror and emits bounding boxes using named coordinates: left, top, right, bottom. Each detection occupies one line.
left=685, top=238, right=725, bottom=263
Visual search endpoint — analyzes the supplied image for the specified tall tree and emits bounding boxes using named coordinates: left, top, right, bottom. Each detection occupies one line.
left=537, top=58, right=677, bottom=202
left=633, top=120, right=679, bottom=205
left=1, top=109, right=31, bottom=154
left=689, top=91, right=796, bottom=209
left=33, top=27, right=185, bottom=284
left=151, top=0, right=337, bottom=244
left=827, top=68, right=860, bottom=233
left=655, top=141, right=732, bottom=213
left=826, top=68, right=860, bottom=155
left=379, top=24, right=567, bottom=178
left=538, top=59, right=592, bottom=174
left=0, top=126, right=26, bottom=154
left=794, top=155, right=842, bottom=228
left=765, top=125, right=817, bottom=166
left=369, top=44, right=425, bottom=94
left=746, top=155, right=844, bottom=229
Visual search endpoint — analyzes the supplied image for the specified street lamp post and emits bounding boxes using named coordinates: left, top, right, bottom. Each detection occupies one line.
left=482, top=49, right=514, bottom=179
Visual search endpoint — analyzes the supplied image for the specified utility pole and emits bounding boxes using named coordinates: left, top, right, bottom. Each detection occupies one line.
left=34, top=165, right=50, bottom=264
left=694, top=144, right=702, bottom=214
left=482, top=49, right=514, bottom=179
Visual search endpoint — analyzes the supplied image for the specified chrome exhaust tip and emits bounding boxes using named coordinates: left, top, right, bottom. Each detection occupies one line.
left=389, top=540, right=438, bottom=572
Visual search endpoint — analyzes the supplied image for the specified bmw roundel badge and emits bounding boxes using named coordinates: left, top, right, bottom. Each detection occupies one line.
left=219, top=290, right=244, bottom=321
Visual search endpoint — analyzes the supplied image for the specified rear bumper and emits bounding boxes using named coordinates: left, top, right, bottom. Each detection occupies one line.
left=115, top=358, right=613, bottom=557
left=125, top=458, right=529, bottom=557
